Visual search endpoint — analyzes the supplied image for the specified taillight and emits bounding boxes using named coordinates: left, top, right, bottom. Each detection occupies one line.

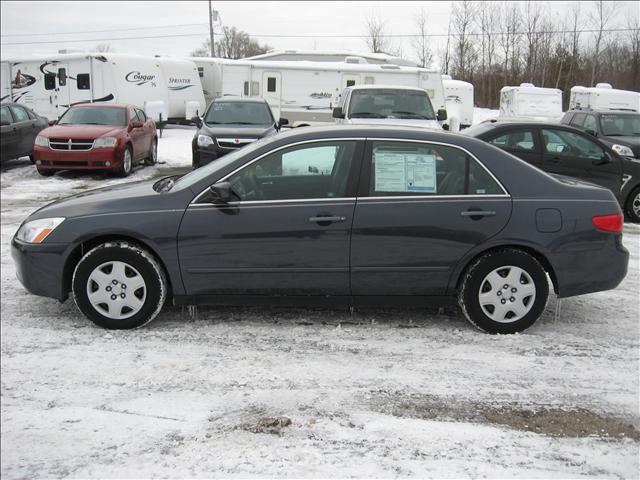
left=592, top=213, right=624, bottom=232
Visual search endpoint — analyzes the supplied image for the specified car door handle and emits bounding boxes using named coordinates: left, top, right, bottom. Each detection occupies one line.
left=308, top=216, right=346, bottom=223
left=548, top=157, right=561, bottom=163
left=461, top=210, right=496, bottom=218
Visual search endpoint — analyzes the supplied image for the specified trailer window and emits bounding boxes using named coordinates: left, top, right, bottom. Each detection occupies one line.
left=44, top=73, right=56, bottom=90
left=58, top=68, right=67, bottom=86
left=77, top=73, right=90, bottom=90
left=364, top=76, right=375, bottom=84
left=267, top=77, right=277, bottom=93
left=198, top=67, right=204, bottom=78
left=243, top=81, right=260, bottom=97
left=346, top=80, right=356, bottom=87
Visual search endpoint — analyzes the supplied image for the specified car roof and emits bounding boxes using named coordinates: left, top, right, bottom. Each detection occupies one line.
left=213, top=96, right=268, bottom=104
left=567, top=109, right=638, bottom=116
left=346, top=85, right=427, bottom=92
left=1, top=102, right=33, bottom=109
left=68, top=103, right=130, bottom=109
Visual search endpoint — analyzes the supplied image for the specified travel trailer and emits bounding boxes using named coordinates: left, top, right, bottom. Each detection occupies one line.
left=441, top=74, right=474, bottom=131
left=0, top=53, right=205, bottom=122
left=245, top=50, right=418, bottom=67
left=569, top=84, right=640, bottom=111
left=499, top=83, right=563, bottom=122
left=190, top=57, right=447, bottom=127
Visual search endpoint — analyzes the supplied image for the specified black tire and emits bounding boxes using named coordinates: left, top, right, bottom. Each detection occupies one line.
left=72, top=241, right=167, bottom=329
left=36, top=167, right=56, bottom=177
left=29, top=154, right=35, bottom=164
left=144, top=138, right=158, bottom=166
left=625, top=186, right=640, bottom=223
left=458, top=248, right=549, bottom=334
left=117, top=146, right=133, bottom=177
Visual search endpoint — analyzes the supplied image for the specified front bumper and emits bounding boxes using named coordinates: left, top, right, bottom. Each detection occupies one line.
left=11, top=237, right=70, bottom=301
left=34, top=145, right=123, bottom=170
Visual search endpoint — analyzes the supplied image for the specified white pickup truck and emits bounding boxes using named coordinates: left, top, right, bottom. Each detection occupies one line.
left=332, top=85, right=447, bottom=131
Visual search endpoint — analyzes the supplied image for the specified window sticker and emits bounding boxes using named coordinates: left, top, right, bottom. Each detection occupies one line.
left=374, top=151, right=437, bottom=193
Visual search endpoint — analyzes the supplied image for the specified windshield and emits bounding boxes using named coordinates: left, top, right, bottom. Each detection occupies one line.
left=461, top=123, right=497, bottom=137
left=205, top=101, right=274, bottom=125
left=57, top=107, right=126, bottom=126
left=599, top=114, right=640, bottom=137
left=170, top=135, right=274, bottom=191
left=348, top=89, right=436, bottom=120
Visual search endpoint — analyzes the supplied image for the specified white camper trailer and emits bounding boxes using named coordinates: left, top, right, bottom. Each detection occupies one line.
left=0, top=53, right=205, bottom=122
left=569, top=84, right=640, bottom=111
left=441, top=74, right=474, bottom=131
left=499, top=83, right=563, bottom=122
left=190, top=58, right=447, bottom=127
left=245, top=50, right=418, bottom=67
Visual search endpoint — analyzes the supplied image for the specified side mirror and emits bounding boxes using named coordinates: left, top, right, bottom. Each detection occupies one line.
left=192, top=116, right=203, bottom=128
left=208, top=181, right=236, bottom=204
left=278, top=117, right=289, bottom=127
left=332, top=107, right=345, bottom=119
left=0, top=120, right=10, bottom=126
left=585, top=129, right=598, bottom=137
left=437, top=109, right=448, bottom=121
left=442, top=124, right=450, bottom=131
left=130, top=121, right=144, bottom=129
left=48, top=120, right=57, bottom=126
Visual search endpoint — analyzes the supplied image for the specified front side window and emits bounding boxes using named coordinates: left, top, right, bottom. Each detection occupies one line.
left=599, top=114, right=640, bottom=137
left=488, top=129, right=536, bottom=152
left=9, top=106, right=30, bottom=123
left=205, top=101, right=273, bottom=125
left=135, top=108, right=147, bottom=122
left=0, top=106, right=12, bottom=124
left=77, top=73, right=90, bottom=90
left=57, top=107, right=126, bottom=126
left=570, top=113, right=586, bottom=127
left=369, top=141, right=503, bottom=196
left=583, top=115, right=597, bottom=132
left=541, top=129, right=604, bottom=160
left=227, top=141, right=357, bottom=201
left=349, top=89, right=436, bottom=120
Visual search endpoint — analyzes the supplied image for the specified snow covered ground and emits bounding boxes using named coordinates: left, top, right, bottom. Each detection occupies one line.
left=1, top=127, right=639, bottom=478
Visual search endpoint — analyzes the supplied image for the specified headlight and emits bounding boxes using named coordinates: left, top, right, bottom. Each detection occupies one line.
left=198, top=135, right=214, bottom=147
left=35, top=135, right=49, bottom=147
left=93, top=137, right=118, bottom=148
left=16, top=217, right=65, bottom=244
left=611, top=144, right=634, bottom=157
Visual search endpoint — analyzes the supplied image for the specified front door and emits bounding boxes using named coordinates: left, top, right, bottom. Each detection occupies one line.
left=262, top=71, right=281, bottom=120
left=351, top=139, right=512, bottom=296
left=540, top=127, right=621, bottom=193
left=178, top=139, right=364, bottom=298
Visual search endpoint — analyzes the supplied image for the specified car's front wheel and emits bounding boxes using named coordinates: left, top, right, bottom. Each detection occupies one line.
left=36, top=167, right=56, bottom=177
left=117, top=146, right=133, bottom=177
left=625, top=186, right=640, bottom=223
left=458, top=248, right=549, bottom=334
left=72, top=242, right=167, bottom=329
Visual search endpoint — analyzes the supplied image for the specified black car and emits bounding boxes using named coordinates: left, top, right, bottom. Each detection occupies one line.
left=464, top=122, right=640, bottom=223
left=192, top=97, right=288, bottom=168
left=561, top=109, right=640, bottom=159
left=12, top=126, right=628, bottom=334
left=1, top=102, right=49, bottom=164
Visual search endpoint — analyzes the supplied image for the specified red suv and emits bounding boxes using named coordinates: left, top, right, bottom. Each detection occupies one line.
left=33, top=103, right=157, bottom=177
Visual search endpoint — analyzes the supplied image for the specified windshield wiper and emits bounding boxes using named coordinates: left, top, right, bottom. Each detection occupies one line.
left=350, top=112, right=386, bottom=118
left=391, top=111, right=432, bottom=119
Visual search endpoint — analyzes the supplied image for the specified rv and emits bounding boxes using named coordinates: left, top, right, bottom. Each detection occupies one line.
left=569, top=84, right=640, bottom=112
left=499, top=83, right=563, bottom=122
left=190, top=57, right=447, bottom=127
left=441, top=74, right=474, bottom=131
left=0, top=53, right=205, bottom=122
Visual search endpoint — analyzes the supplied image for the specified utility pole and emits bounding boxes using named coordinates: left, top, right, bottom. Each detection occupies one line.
left=208, top=0, right=215, bottom=57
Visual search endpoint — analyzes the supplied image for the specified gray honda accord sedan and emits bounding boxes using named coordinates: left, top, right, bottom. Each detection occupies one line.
left=12, top=125, right=629, bottom=333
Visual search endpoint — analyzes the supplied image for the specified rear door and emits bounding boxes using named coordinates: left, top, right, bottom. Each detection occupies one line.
left=350, top=139, right=512, bottom=297
left=540, top=127, right=621, bottom=193
left=484, top=127, right=542, bottom=168
left=178, top=139, right=364, bottom=298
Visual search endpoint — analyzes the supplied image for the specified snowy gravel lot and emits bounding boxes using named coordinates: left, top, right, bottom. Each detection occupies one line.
left=1, top=127, right=639, bottom=479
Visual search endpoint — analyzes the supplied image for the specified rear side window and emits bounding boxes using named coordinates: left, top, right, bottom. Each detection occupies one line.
left=267, top=77, right=277, bottom=92
left=368, top=141, right=503, bottom=196
left=44, top=73, right=56, bottom=90
left=77, top=73, right=90, bottom=90
left=488, top=130, right=536, bottom=152
left=570, top=113, right=586, bottom=127
left=9, top=106, right=30, bottom=123
left=0, top=106, right=12, bottom=124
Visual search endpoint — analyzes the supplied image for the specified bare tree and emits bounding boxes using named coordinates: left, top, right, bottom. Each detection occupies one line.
left=95, top=43, right=113, bottom=53
left=523, top=1, right=543, bottom=83
left=589, top=0, right=617, bottom=85
left=191, top=27, right=270, bottom=59
left=499, top=3, right=521, bottom=84
left=412, top=8, right=433, bottom=68
left=627, top=16, right=640, bottom=90
left=440, top=14, right=453, bottom=74
left=451, top=0, right=478, bottom=79
left=363, top=13, right=392, bottom=53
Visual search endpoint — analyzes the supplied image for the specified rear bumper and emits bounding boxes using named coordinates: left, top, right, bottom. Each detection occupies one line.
left=552, top=233, right=629, bottom=298
left=11, top=237, right=70, bottom=301
left=34, top=145, right=123, bottom=170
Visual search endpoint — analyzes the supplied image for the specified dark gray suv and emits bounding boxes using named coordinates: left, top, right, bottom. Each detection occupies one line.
left=12, top=126, right=628, bottom=333
left=191, top=97, right=288, bottom=168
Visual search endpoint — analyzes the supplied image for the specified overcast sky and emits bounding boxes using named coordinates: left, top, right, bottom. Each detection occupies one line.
left=1, top=1, right=638, bottom=66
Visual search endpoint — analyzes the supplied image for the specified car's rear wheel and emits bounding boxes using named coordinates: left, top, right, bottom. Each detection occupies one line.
left=72, top=242, right=167, bottom=329
left=117, top=146, right=133, bottom=177
left=36, top=167, right=56, bottom=177
left=458, top=249, right=549, bottom=334
left=145, top=138, right=157, bottom=166
left=625, top=186, right=640, bottom=223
